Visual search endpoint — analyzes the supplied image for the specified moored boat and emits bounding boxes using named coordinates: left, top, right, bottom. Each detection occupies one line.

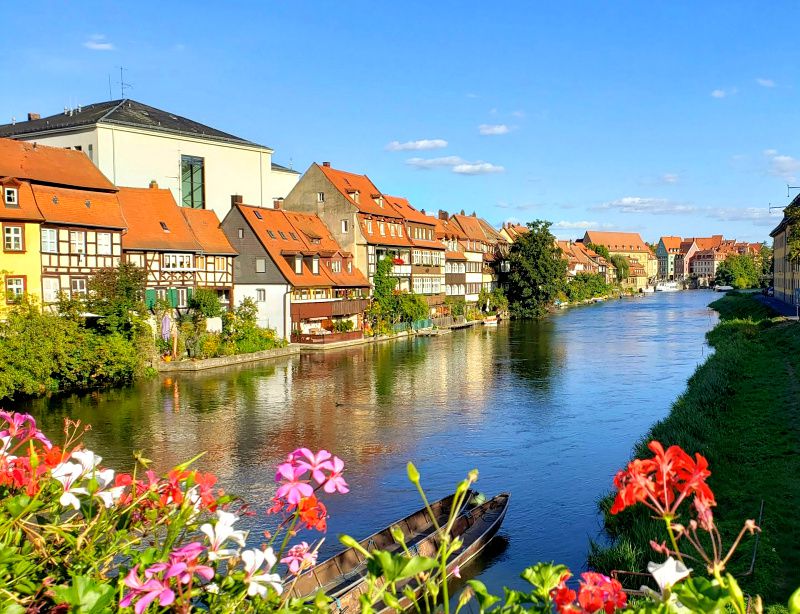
left=655, top=281, right=680, bottom=292
left=287, top=491, right=510, bottom=613
left=482, top=315, right=498, bottom=326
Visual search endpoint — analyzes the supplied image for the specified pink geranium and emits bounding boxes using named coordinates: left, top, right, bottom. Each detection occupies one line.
left=275, top=464, right=314, bottom=505
left=322, top=456, right=349, bottom=494
left=281, top=541, right=318, bottom=575
left=120, top=567, right=175, bottom=614
left=295, top=448, right=333, bottom=485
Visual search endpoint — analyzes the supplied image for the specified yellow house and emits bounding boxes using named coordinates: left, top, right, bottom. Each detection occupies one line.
left=770, top=202, right=799, bottom=305
left=0, top=178, right=43, bottom=313
left=583, top=230, right=656, bottom=281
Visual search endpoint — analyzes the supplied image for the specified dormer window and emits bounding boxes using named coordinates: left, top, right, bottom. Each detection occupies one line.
left=375, top=196, right=383, bottom=207
left=312, top=255, right=319, bottom=275
left=379, top=222, right=385, bottom=236
left=160, top=221, right=169, bottom=232
left=4, top=188, right=18, bottom=208
left=294, top=255, right=302, bottom=274
left=254, top=210, right=263, bottom=220
left=353, top=191, right=360, bottom=203
left=347, top=261, right=352, bottom=273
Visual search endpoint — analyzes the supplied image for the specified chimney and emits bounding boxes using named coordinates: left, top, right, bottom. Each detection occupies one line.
left=273, top=198, right=283, bottom=209
left=471, top=211, right=477, bottom=217
left=149, top=180, right=159, bottom=189
left=460, top=209, right=465, bottom=215
left=27, top=112, right=40, bottom=121
left=231, top=194, right=243, bottom=208
left=438, top=210, right=449, bottom=221
left=322, top=161, right=331, bottom=167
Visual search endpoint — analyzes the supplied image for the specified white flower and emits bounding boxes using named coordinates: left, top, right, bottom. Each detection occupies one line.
left=51, top=462, right=89, bottom=510
left=242, top=548, right=282, bottom=597
left=648, top=557, right=692, bottom=593
left=205, top=582, right=219, bottom=594
left=70, top=449, right=102, bottom=473
left=95, top=484, right=125, bottom=508
left=200, top=509, right=247, bottom=560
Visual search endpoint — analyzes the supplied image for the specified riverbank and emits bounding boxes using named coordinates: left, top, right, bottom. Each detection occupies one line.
left=589, top=293, right=800, bottom=604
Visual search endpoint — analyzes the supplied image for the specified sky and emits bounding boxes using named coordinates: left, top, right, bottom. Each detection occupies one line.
left=1, top=1, right=798, bottom=243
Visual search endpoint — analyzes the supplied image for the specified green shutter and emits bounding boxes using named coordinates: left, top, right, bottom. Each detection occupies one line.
left=187, top=287, right=193, bottom=303
left=145, top=289, right=156, bottom=309
left=168, top=288, right=178, bottom=308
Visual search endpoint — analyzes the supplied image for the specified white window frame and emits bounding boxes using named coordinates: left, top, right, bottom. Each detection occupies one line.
left=42, top=277, right=60, bottom=303
left=97, top=232, right=112, bottom=255
left=4, top=187, right=18, bottom=206
left=256, top=288, right=266, bottom=302
left=6, top=276, right=24, bottom=298
left=41, top=228, right=58, bottom=253
left=317, top=192, right=325, bottom=203
left=163, top=253, right=194, bottom=270
left=4, top=226, right=23, bottom=251
left=312, top=255, right=319, bottom=275
left=70, top=278, right=87, bottom=297
left=331, top=260, right=341, bottom=273
left=255, top=258, right=266, bottom=273
left=294, top=255, right=302, bottom=274
left=69, top=231, right=86, bottom=255
left=341, top=219, right=349, bottom=233
left=176, top=288, right=188, bottom=308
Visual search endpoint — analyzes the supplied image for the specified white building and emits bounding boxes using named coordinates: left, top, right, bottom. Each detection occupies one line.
left=0, top=100, right=299, bottom=221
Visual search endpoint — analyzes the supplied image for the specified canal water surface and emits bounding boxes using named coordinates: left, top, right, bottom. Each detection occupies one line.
left=21, top=291, right=718, bottom=592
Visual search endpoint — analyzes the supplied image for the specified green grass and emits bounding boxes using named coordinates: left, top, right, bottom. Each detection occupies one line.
left=589, top=294, right=800, bottom=605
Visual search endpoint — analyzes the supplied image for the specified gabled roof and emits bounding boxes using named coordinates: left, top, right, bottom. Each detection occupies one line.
left=384, top=195, right=433, bottom=226
left=502, top=223, right=528, bottom=241
left=450, top=214, right=491, bottom=242
left=0, top=138, right=116, bottom=191
left=434, top=216, right=467, bottom=241
left=117, top=187, right=201, bottom=252
left=0, top=100, right=268, bottom=149
left=316, top=164, right=401, bottom=218
left=684, top=235, right=724, bottom=250
left=584, top=230, right=650, bottom=253
left=181, top=208, right=237, bottom=255
left=32, top=184, right=125, bottom=229
left=659, top=236, right=683, bottom=251
left=0, top=180, right=43, bottom=222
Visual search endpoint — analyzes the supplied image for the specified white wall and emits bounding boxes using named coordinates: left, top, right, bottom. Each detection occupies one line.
left=236, top=283, right=291, bottom=340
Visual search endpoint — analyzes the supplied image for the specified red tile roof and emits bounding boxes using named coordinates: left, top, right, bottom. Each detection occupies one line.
left=659, top=236, right=682, bottom=251
left=0, top=180, right=43, bottom=222
left=32, top=184, right=125, bottom=229
left=118, top=187, right=202, bottom=252
left=0, top=138, right=116, bottom=191
left=584, top=230, right=650, bottom=253
left=317, top=164, right=401, bottom=218
left=684, top=235, right=724, bottom=250
left=181, top=207, right=237, bottom=255
left=384, top=195, right=431, bottom=225
left=445, top=250, right=467, bottom=261
left=434, top=216, right=467, bottom=241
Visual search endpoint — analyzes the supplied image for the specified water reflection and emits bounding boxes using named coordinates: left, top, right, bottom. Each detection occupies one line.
left=21, top=291, right=717, bottom=593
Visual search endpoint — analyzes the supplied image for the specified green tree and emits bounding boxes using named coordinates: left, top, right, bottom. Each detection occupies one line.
left=444, top=297, right=466, bottom=317
left=566, top=272, right=612, bottom=302
left=87, top=263, right=147, bottom=336
left=758, top=244, right=773, bottom=287
left=189, top=287, right=223, bottom=318
left=587, top=243, right=610, bottom=260
left=715, top=254, right=759, bottom=289
left=506, top=220, right=568, bottom=318
left=609, top=254, right=629, bottom=282
left=368, top=256, right=399, bottom=325
left=397, top=293, right=428, bottom=323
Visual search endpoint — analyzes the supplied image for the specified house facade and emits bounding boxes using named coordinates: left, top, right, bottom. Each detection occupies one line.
left=221, top=201, right=370, bottom=341
left=771, top=207, right=798, bottom=305
left=0, top=100, right=299, bottom=221
left=655, top=236, right=682, bottom=280
left=435, top=212, right=469, bottom=301
left=180, top=208, right=236, bottom=307
left=450, top=213, right=508, bottom=294
left=583, top=230, right=657, bottom=281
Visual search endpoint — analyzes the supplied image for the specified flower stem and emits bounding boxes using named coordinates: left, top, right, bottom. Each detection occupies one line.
left=664, top=518, right=684, bottom=564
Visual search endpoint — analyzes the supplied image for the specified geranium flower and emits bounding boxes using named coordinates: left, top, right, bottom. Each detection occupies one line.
left=163, top=542, right=215, bottom=585
left=0, top=412, right=51, bottom=449
left=322, top=456, right=348, bottom=494
left=119, top=566, right=175, bottom=614
left=647, top=557, right=691, bottom=594
left=275, top=464, right=314, bottom=505
left=200, top=509, right=247, bottom=560
left=241, top=548, right=282, bottom=597
left=295, top=448, right=333, bottom=485
left=281, top=542, right=317, bottom=575
left=297, top=496, right=328, bottom=532
left=50, top=461, right=88, bottom=510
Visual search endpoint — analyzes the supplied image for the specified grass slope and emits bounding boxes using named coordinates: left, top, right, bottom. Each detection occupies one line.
left=588, top=293, right=800, bottom=605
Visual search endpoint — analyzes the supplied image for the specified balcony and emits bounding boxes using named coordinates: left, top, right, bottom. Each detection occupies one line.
left=391, top=264, right=411, bottom=276
left=291, top=298, right=370, bottom=319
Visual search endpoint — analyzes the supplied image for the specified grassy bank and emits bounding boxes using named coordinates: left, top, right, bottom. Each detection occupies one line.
left=589, top=293, right=800, bottom=605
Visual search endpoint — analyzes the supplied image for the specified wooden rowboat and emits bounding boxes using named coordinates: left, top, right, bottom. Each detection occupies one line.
left=287, top=491, right=510, bottom=613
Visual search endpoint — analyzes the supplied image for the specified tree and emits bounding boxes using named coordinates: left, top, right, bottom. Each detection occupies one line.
left=758, top=244, right=773, bottom=287
left=87, top=264, right=147, bottom=337
left=587, top=243, right=610, bottom=260
left=368, top=257, right=398, bottom=325
left=609, top=254, right=629, bottom=282
left=397, top=293, right=428, bottom=323
left=715, top=254, right=759, bottom=289
left=189, top=288, right=223, bottom=318
left=505, top=220, right=567, bottom=318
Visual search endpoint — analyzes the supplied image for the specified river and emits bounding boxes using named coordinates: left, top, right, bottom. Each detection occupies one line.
left=20, top=290, right=718, bottom=593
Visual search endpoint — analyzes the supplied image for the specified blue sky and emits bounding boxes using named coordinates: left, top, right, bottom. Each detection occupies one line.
left=1, top=1, right=797, bottom=242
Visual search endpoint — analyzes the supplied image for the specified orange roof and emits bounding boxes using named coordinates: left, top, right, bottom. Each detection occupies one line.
left=684, top=235, right=724, bottom=250
left=0, top=180, right=43, bottom=222
left=384, top=195, right=432, bottom=225
left=317, top=164, right=401, bottom=218
left=0, top=138, right=116, bottom=191
left=503, top=224, right=528, bottom=241
left=584, top=230, right=650, bottom=253
left=434, top=216, right=467, bottom=241
left=32, top=184, right=125, bottom=229
left=445, top=250, right=467, bottom=261
left=181, top=208, right=236, bottom=255
left=238, top=204, right=369, bottom=289
left=451, top=214, right=489, bottom=242
left=659, top=236, right=682, bottom=251
left=118, top=187, right=201, bottom=252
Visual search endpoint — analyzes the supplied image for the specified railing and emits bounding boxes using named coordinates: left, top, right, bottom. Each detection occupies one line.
left=412, top=319, right=433, bottom=330
left=290, top=330, right=364, bottom=344
left=391, top=264, right=412, bottom=276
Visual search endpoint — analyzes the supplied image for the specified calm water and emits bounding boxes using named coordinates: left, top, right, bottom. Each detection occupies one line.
left=20, top=291, right=717, bottom=592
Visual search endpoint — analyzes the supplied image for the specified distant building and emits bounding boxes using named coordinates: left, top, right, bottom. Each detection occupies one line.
left=770, top=204, right=797, bottom=305
left=0, top=100, right=299, bottom=221
left=449, top=213, right=509, bottom=293
left=582, top=230, right=657, bottom=280
left=499, top=223, right=528, bottom=243
left=655, top=236, right=682, bottom=280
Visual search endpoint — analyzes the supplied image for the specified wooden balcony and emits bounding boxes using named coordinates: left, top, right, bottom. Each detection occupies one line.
left=291, top=298, right=370, bottom=319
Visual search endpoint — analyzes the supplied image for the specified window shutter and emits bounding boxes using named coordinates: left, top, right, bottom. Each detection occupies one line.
left=145, top=289, right=156, bottom=309
left=168, top=288, right=178, bottom=308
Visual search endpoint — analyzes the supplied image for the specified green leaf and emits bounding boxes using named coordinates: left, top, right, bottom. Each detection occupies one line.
left=398, top=555, right=437, bottom=579
left=50, top=576, right=115, bottom=613
left=383, top=592, right=403, bottom=611
left=789, top=586, right=800, bottom=614
left=672, top=576, right=730, bottom=613
left=520, top=562, right=570, bottom=601
left=466, top=580, right=501, bottom=611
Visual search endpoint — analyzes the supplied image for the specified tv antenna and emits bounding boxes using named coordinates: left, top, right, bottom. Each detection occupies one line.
left=119, top=67, right=132, bottom=99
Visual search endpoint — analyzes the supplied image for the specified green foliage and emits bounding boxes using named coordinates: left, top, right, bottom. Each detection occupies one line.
left=445, top=297, right=466, bottom=316
left=397, top=293, right=429, bottom=323
left=609, top=254, right=630, bottom=282
left=566, top=272, right=612, bottom=302
left=715, top=253, right=760, bottom=289
left=0, top=298, right=142, bottom=401
left=189, top=287, right=223, bottom=318
left=477, top=287, right=509, bottom=313
left=87, top=263, right=147, bottom=337
left=369, top=257, right=399, bottom=327
left=332, top=319, right=355, bottom=333
left=505, top=220, right=567, bottom=318
left=588, top=242, right=611, bottom=260
left=759, top=243, right=773, bottom=287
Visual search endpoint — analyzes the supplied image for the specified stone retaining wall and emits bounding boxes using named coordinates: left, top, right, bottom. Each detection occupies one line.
left=156, top=346, right=300, bottom=372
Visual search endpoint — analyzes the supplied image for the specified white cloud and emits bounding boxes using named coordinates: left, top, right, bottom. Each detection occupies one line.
left=552, top=220, right=607, bottom=230
left=756, top=78, right=776, bottom=88
left=511, top=110, right=526, bottom=118
left=711, top=87, right=737, bottom=99
left=709, top=207, right=782, bottom=226
left=595, top=196, right=695, bottom=215
left=453, top=162, right=505, bottom=175
left=406, top=156, right=504, bottom=174
left=405, top=156, right=466, bottom=169
left=478, top=124, right=510, bottom=136
left=661, top=173, right=679, bottom=184
left=764, top=149, right=800, bottom=181
left=83, top=34, right=114, bottom=51
left=386, top=139, right=448, bottom=152
left=496, top=201, right=538, bottom=211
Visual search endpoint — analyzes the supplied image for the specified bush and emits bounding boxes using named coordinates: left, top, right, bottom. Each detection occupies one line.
left=189, top=288, right=223, bottom=318
left=332, top=319, right=355, bottom=333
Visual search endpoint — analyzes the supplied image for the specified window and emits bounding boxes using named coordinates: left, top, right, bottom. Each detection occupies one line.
left=267, top=230, right=276, bottom=239
left=290, top=232, right=298, bottom=240
left=341, top=219, right=349, bottom=233
left=5, top=277, right=24, bottom=302
left=69, top=231, right=86, bottom=254
left=331, top=260, right=341, bottom=273
left=97, top=232, right=112, bottom=255
left=160, top=222, right=170, bottom=232
left=87, top=144, right=94, bottom=162
left=317, top=192, right=325, bottom=203
left=256, top=289, right=266, bottom=302
left=176, top=288, right=188, bottom=308
left=379, top=222, right=385, bottom=236
left=255, top=258, right=266, bottom=273
left=41, top=228, right=58, bottom=253
left=366, top=220, right=373, bottom=233
left=390, top=224, right=396, bottom=237
left=181, top=155, right=205, bottom=209
left=70, top=278, right=87, bottom=297
left=163, top=253, right=193, bottom=269
left=238, top=228, right=244, bottom=239
left=294, top=255, right=302, bottom=274
left=254, top=210, right=263, bottom=220
left=4, top=188, right=18, bottom=207
left=279, top=231, right=287, bottom=240
left=3, top=225, right=23, bottom=251
left=215, top=257, right=226, bottom=270
left=312, top=255, right=319, bottom=275
left=347, top=261, right=352, bottom=273
left=42, top=277, right=60, bottom=303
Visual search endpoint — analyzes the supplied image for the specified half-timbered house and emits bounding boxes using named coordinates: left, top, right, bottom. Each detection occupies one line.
left=181, top=207, right=236, bottom=307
